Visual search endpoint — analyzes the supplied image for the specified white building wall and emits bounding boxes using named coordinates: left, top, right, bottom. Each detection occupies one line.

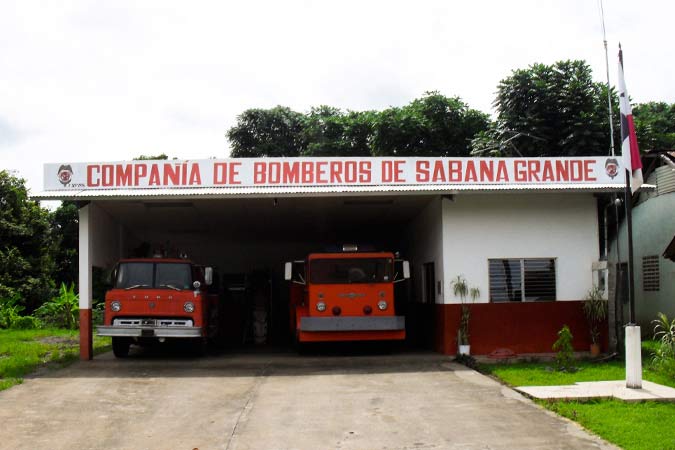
left=407, top=197, right=444, bottom=304
left=441, top=193, right=599, bottom=304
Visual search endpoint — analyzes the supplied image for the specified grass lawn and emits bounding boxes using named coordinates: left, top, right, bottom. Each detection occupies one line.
left=547, top=400, right=675, bottom=450
left=479, top=348, right=675, bottom=450
left=0, top=329, right=111, bottom=391
left=480, top=359, right=675, bottom=389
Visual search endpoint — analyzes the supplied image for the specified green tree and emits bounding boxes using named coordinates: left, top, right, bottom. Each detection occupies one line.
left=633, top=102, right=675, bottom=152
left=227, top=93, right=488, bottom=158
left=302, top=107, right=374, bottom=157
left=227, top=106, right=307, bottom=157
left=0, top=170, right=55, bottom=312
left=472, top=60, right=618, bottom=157
left=372, top=91, right=489, bottom=157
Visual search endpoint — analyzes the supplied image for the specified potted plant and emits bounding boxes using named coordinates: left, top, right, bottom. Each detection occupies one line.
left=582, top=286, right=608, bottom=357
left=452, top=276, right=480, bottom=355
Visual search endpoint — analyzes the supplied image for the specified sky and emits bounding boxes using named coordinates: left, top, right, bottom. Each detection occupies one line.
left=1, top=0, right=673, bottom=195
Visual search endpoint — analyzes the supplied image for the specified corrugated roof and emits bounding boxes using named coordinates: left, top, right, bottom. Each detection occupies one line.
left=33, top=183, right=650, bottom=200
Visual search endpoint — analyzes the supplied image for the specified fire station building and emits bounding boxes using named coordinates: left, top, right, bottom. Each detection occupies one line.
left=36, top=156, right=629, bottom=359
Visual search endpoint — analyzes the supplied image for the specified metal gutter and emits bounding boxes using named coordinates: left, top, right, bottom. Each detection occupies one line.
left=32, top=183, right=655, bottom=201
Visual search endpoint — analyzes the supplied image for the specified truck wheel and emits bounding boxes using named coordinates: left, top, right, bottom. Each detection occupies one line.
left=112, top=337, right=131, bottom=358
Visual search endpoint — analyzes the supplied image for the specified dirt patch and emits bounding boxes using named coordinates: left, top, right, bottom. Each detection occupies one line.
left=37, top=337, right=78, bottom=346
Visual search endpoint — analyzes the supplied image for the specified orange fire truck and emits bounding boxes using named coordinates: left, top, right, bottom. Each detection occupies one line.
left=284, top=245, right=410, bottom=344
left=98, top=258, right=219, bottom=357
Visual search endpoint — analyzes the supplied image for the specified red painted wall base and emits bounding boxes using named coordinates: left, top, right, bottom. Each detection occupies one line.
left=433, top=301, right=606, bottom=356
left=79, top=309, right=93, bottom=360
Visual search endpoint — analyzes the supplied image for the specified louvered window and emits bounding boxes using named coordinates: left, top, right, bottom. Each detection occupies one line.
left=642, top=255, right=660, bottom=292
left=489, top=258, right=556, bottom=302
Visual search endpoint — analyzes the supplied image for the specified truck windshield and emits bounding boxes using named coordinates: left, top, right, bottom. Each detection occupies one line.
left=115, top=262, right=193, bottom=290
left=310, top=258, right=393, bottom=284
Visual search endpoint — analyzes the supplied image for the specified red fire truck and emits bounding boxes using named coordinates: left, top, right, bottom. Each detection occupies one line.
left=98, top=258, right=219, bottom=357
left=284, top=245, right=410, bottom=344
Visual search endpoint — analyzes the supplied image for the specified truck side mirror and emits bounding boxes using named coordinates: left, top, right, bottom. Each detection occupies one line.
left=204, top=267, right=213, bottom=286
left=403, top=261, right=410, bottom=279
left=284, top=262, right=293, bottom=281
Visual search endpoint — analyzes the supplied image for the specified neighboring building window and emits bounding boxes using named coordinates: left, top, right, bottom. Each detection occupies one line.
left=642, top=255, right=660, bottom=292
left=489, top=258, right=556, bottom=302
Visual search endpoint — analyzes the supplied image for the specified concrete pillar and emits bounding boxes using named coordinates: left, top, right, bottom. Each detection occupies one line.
left=625, top=325, right=642, bottom=389
left=78, top=204, right=93, bottom=360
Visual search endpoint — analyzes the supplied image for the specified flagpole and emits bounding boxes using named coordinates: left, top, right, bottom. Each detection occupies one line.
left=599, top=0, right=616, bottom=157
left=599, top=0, right=622, bottom=351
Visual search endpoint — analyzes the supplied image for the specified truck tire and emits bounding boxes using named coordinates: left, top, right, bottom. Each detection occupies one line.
left=112, top=337, right=131, bottom=358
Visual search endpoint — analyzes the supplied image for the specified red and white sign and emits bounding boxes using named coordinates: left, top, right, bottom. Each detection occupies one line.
left=43, top=157, right=626, bottom=191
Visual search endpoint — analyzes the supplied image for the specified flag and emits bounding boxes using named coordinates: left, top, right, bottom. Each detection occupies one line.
left=618, top=45, right=643, bottom=193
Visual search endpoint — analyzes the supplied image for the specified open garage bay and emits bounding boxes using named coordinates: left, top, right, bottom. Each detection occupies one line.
left=93, top=195, right=437, bottom=349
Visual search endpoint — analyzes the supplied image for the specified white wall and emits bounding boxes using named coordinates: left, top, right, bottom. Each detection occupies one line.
left=441, top=193, right=599, bottom=304
left=407, top=197, right=444, bottom=304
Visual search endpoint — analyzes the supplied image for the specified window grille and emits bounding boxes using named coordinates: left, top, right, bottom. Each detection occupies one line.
left=489, top=258, right=556, bottom=302
left=642, top=255, right=660, bottom=292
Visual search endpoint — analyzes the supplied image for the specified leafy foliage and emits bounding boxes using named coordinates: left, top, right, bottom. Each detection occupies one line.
left=552, top=325, right=576, bottom=371
left=0, top=170, right=55, bottom=312
left=0, top=294, right=25, bottom=329
left=472, top=60, right=619, bottom=157
left=35, top=283, right=79, bottom=329
left=0, top=294, right=40, bottom=329
left=372, top=92, right=489, bottom=157
left=228, top=106, right=307, bottom=157
left=633, top=102, right=675, bottom=152
left=651, top=313, right=675, bottom=378
left=227, top=92, right=489, bottom=158
left=302, top=106, right=374, bottom=157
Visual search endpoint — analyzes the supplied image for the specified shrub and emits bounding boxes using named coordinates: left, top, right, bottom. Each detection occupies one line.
left=553, top=325, right=576, bottom=372
left=651, top=312, right=675, bottom=377
left=35, top=283, right=79, bottom=329
left=10, top=315, right=42, bottom=329
left=0, top=294, right=25, bottom=329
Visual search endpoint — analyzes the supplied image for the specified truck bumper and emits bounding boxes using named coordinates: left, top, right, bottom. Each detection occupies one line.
left=97, top=326, right=203, bottom=338
left=300, top=316, right=405, bottom=332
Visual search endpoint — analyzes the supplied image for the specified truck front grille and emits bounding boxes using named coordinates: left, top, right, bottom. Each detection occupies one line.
left=112, top=318, right=194, bottom=327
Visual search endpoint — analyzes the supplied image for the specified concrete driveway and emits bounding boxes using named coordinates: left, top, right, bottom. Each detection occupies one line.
left=0, top=350, right=615, bottom=450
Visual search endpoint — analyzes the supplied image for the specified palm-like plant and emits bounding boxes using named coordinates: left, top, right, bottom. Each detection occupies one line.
left=452, top=276, right=477, bottom=346
left=652, top=312, right=675, bottom=365
left=582, top=286, right=607, bottom=345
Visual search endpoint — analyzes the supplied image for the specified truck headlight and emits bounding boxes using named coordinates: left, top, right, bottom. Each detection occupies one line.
left=110, top=301, right=121, bottom=312
left=316, top=301, right=326, bottom=312
left=377, top=300, right=388, bottom=311
left=183, top=302, right=195, bottom=313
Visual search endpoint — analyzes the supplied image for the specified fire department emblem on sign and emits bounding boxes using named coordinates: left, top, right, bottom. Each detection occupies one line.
left=57, top=165, right=73, bottom=186
left=604, top=158, right=619, bottom=179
